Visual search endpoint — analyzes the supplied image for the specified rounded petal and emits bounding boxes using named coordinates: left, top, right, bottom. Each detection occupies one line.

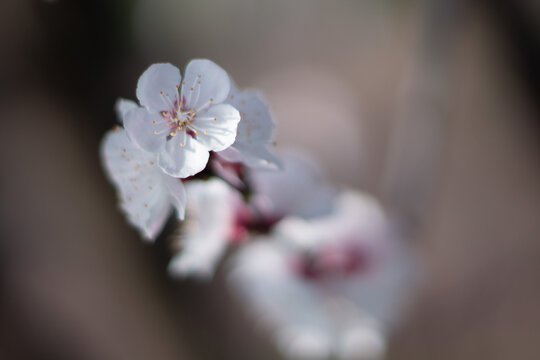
left=217, top=146, right=243, bottom=163
left=183, top=59, right=231, bottom=110
left=164, top=176, right=187, bottom=220
left=168, top=179, right=234, bottom=279
left=114, top=98, right=139, bottom=124
left=124, top=107, right=168, bottom=153
left=100, top=128, right=173, bottom=241
left=227, top=88, right=275, bottom=145
left=251, top=151, right=336, bottom=219
left=136, top=63, right=181, bottom=111
left=233, top=143, right=282, bottom=170
left=191, top=103, right=240, bottom=152
left=157, top=133, right=210, bottom=178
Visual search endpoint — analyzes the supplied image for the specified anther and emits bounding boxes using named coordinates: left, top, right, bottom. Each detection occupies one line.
left=154, top=130, right=158, bottom=134
left=209, top=98, right=214, bottom=102
left=170, top=132, right=176, bottom=136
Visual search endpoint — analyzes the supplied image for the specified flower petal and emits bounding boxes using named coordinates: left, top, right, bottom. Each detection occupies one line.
left=191, top=103, right=240, bottom=152
left=183, top=59, right=231, bottom=110
left=232, top=143, right=282, bottom=170
left=251, top=151, right=336, bottom=219
left=124, top=107, right=168, bottom=153
left=164, top=176, right=187, bottom=220
left=157, top=132, right=210, bottom=178
left=114, top=98, right=139, bottom=124
left=100, top=128, right=173, bottom=241
left=168, top=179, right=234, bottom=279
left=217, top=146, right=243, bottom=163
left=227, top=88, right=274, bottom=144
left=136, top=63, right=181, bottom=111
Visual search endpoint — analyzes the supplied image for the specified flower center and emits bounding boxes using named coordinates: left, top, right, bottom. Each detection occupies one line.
left=291, top=242, right=375, bottom=281
left=161, top=105, right=196, bottom=136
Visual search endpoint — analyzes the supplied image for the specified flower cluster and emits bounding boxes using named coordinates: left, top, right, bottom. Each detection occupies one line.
left=101, top=59, right=416, bottom=360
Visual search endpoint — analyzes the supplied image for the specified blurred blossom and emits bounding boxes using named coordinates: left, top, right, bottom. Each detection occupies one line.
left=250, top=151, right=336, bottom=220
left=229, top=191, right=416, bottom=360
left=100, top=128, right=186, bottom=240
left=218, top=83, right=281, bottom=170
left=168, top=178, right=240, bottom=279
left=123, top=60, right=241, bottom=178
left=167, top=152, right=335, bottom=279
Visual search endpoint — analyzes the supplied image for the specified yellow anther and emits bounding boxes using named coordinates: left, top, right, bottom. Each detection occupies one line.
left=193, top=130, right=198, bottom=134
left=197, top=74, right=201, bottom=78
left=154, top=130, right=158, bottom=134
left=180, top=143, right=184, bottom=147
left=213, top=117, right=217, bottom=121
left=170, top=132, right=176, bottom=136
left=203, top=131, right=207, bottom=135
left=160, top=91, right=163, bottom=95
left=197, top=81, right=200, bottom=85
left=209, top=98, right=214, bottom=102
left=175, top=84, right=179, bottom=89
left=182, top=81, right=186, bottom=85
left=190, top=87, right=194, bottom=91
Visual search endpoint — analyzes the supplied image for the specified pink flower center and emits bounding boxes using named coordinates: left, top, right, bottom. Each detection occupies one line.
left=291, top=242, right=375, bottom=281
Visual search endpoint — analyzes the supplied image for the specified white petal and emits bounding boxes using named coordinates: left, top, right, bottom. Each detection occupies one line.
left=217, top=146, right=243, bottom=163
left=100, top=128, right=173, bottom=241
left=114, top=98, right=139, bottom=124
left=251, top=151, right=336, bottom=219
left=157, top=132, right=209, bottom=178
left=227, top=88, right=274, bottom=144
left=164, top=176, right=187, bottom=220
left=338, top=325, right=386, bottom=360
left=136, top=63, right=181, bottom=111
left=168, top=179, right=235, bottom=279
left=273, top=190, right=386, bottom=252
left=183, top=59, right=230, bottom=110
left=233, top=143, right=282, bottom=170
left=191, top=103, right=240, bottom=152
left=124, top=107, right=168, bottom=153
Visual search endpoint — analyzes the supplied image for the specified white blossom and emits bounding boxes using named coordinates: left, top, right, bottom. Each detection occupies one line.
left=124, top=59, right=241, bottom=178
left=100, top=127, right=186, bottom=241
left=250, top=151, right=336, bottom=220
left=229, top=191, right=416, bottom=360
left=218, top=85, right=281, bottom=170
left=168, top=178, right=239, bottom=279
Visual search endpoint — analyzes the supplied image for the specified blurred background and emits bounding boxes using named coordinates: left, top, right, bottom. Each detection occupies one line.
left=1, top=0, right=540, bottom=359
